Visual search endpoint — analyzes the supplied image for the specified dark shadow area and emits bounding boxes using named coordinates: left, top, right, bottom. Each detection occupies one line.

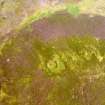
left=26, top=11, right=105, bottom=40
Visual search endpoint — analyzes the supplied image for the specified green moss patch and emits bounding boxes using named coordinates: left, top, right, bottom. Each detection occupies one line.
left=1, top=35, right=105, bottom=105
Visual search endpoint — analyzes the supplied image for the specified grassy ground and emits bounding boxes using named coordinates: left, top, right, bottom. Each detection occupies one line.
left=1, top=1, right=105, bottom=105
left=1, top=35, right=105, bottom=105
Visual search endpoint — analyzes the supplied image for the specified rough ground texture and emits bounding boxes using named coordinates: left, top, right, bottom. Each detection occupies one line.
left=1, top=1, right=105, bottom=105
left=1, top=34, right=105, bottom=105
